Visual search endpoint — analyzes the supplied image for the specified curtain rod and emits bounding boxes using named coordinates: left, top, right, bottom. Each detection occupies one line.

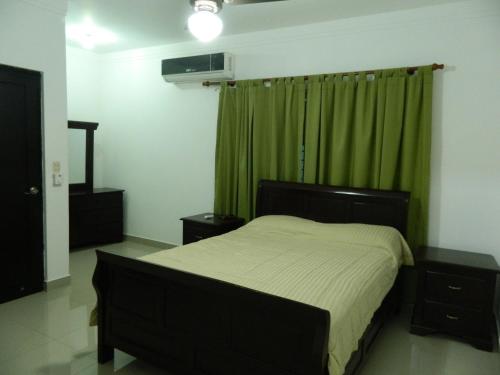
left=202, top=63, right=444, bottom=87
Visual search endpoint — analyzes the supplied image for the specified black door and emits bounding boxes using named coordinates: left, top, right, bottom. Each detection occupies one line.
left=0, top=64, right=44, bottom=303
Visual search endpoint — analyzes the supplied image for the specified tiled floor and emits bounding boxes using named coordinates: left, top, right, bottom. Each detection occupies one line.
left=0, top=240, right=499, bottom=375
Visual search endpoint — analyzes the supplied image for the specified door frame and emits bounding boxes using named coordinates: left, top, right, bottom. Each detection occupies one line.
left=0, top=63, right=45, bottom=299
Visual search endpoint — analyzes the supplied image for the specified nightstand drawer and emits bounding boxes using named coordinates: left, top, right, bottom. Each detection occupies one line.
left=181, top=214, right=245, bottom=245
left=186, top=222, right=221, bottom=235
left=425, top=271, right=486, bottom=308
left=80, top=207, right=123, bottom=225
left=411, top=246, right=499, bottom=351
left=423, top=301, right=485, bottom=337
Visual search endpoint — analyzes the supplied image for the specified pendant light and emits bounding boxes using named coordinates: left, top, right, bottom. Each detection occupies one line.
left=188, top=0, right=223, bottom=42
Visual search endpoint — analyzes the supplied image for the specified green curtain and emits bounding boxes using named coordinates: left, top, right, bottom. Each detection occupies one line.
left=214, top=78, right=305, bottom=220
left=215, top=66, right=433, bottom=249
left=214, top=81, right=252, bottom=220
left=304, top=67, right=433, bottom=249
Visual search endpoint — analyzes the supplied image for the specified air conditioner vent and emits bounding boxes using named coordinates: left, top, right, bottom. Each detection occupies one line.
left=162, top=53, right=234, bottom=83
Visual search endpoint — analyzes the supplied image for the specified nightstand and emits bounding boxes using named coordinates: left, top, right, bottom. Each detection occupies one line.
left=410, top=246, right=500, bottom=351
left=181, top=213, right=245, bottom=245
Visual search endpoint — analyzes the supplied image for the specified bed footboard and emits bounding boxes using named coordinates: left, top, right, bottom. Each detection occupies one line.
left=92, top=250, right=330, bottom=375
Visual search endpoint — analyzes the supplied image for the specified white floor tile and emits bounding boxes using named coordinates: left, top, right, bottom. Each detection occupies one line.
left=1, top=340, right=95, bottom=375
left=55, top=326, right=98, bottom=356
left=358, top=311, right=500, bottom=375
left=0, top=320, right=52, bottom=363
left=1, top=241, right=498, bottom=375
left=77, top=351, right=167, bottom=375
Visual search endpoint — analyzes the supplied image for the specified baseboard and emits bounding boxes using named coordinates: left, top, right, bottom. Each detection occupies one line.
left=124, top=234, right=177, bottom=249
left=44, top=275, right=71, bottom=290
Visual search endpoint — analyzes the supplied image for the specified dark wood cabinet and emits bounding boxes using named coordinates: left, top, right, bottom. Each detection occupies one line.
left=411, top=246, right=499, bottom=351
left=181, top=213, right=244, bottom=245
left=69, top=188, right=124, bottom=249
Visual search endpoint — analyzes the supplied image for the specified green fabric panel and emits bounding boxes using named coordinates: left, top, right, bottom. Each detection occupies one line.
left=330, top=76, right=356, bottom=186
left=214, top=83, right=232, bottom=215
left=402, top=67, right=434, bottom=248
left=283, top=77, right=305, bottom=181
left=303, top=80, right=322, bottom=184
left=378, top=71, right=406, bottom=189
left=236, top=82, right=252, bottom=220
left=251, top=78, right=305, bottom=216
left=216, top=66, right=433, bottom=249
left=318, top=81, right=335, bottom=185
left=251, top=81, right=279, bottom=216
left=303, top=66, right=433, bottom=250
left=215, top=79, right=304, bottom=220
left=214, top=81, right=252, bottom=219
left=350, top=73, right=379, bottom=188
left=372, top=71, right=386, bottom=188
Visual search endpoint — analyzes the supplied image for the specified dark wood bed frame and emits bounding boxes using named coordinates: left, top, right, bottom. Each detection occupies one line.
left=93, top=180, right=410, bottom=375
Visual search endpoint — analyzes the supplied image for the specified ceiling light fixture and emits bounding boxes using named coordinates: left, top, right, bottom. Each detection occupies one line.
left=188, top=0, right=223, bottom=43
left=66, top=18, right=117, bottom=50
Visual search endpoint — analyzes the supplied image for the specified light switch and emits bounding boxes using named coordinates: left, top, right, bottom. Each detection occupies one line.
left=52, top=161, right=62, bottom=186
left=52, top=161, right=61, bottom=174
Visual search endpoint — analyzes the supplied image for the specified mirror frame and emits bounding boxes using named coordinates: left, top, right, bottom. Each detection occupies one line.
left=68, top=120, right=98, bottom=192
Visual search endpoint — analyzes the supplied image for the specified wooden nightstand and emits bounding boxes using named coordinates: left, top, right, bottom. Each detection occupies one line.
left=410, top=246, right=500, bottom=351
left=181, top=213, right=245, bottom=245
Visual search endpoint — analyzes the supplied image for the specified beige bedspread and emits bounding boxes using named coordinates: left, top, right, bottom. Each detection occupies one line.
left=140, top=215, right=413, bottom=375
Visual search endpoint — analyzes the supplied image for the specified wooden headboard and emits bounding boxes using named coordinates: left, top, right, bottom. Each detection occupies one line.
left=256, top=180, right=410, bottom=238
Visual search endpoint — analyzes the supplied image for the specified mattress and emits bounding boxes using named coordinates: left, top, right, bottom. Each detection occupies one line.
left=141, top=215, right=413, bottom=375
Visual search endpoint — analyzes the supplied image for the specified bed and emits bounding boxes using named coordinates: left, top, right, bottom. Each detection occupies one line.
left=93, top=180, right=411, bottom=375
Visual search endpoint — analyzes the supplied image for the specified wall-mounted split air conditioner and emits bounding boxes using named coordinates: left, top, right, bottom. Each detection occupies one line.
left=162, top=52, right=234, bottom=83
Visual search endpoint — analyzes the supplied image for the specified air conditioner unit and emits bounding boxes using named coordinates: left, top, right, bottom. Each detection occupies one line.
left=162, top=53, right=234, bottom=83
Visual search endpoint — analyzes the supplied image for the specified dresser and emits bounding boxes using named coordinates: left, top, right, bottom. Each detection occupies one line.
left=181, top=213, right=245, bottom=245
left=69, top=188, right=124, bottom=249
left=410, top=246, right=499, bottom=351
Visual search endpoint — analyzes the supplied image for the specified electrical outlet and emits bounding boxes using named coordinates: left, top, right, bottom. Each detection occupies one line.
left=53, top=173, right=63, bottom=187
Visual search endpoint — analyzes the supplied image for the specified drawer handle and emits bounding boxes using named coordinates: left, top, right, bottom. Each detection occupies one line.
left=448, top=285, right=462, bottom=291
left=194, top=235, right=204, bottom=240
left=446, top=314, right=460, bottom=321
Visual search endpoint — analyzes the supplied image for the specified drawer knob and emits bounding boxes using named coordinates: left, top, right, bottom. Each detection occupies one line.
left=447, top=285, right=462, bottom=291
left=446, top=314, right=460, bottom=321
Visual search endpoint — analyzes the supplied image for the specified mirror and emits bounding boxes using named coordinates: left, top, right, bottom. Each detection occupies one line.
left=68, top=121, right=98, bottom=192
left=68, top=129, right=86, bottom=184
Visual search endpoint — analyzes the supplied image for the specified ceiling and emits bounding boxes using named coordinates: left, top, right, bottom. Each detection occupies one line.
left=66, top=0, right=462, bottom=53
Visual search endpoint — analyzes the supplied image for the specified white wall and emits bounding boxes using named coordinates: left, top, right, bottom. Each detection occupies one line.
left=0, top=0, right=69, bottom=282
left=67, top=0, right=500, bottom=262
left=66, top=47, right=104, bottom=187
left=100, top=55, right=219, bottom=244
